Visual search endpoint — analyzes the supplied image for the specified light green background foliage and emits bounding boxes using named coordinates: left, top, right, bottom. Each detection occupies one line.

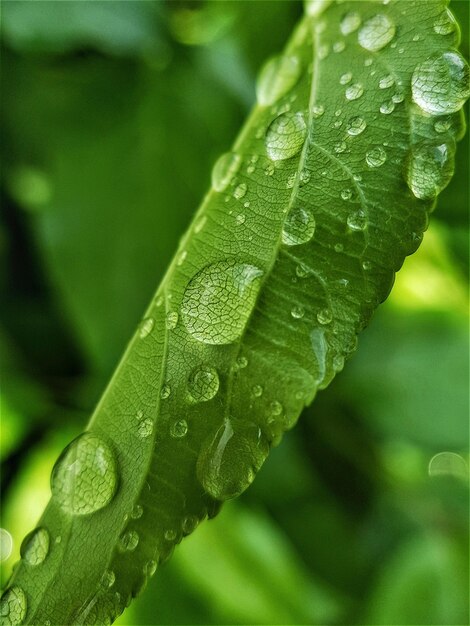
left=0, top=1, right=468, bottom=625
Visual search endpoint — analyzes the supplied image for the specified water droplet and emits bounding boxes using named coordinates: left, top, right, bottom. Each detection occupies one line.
left=160, top=384, right=171, bottom=399
left=282, top=207, right=315, bottom=246
left=233, top=183, right=247, bottom=200
left=164, top=529, right=177, bottom=542
left=265, top=111, right=307, bottom=161
left=20, top=527, right=49, bottom=566
left=311, top=328, right=328, bottom=385
left=345, top=83, right=364, bottom=101
left=347, top=210, right=367, bottom=231
left=131, top=504, right=143, bottom=519
left=333, top=41, right=346, bottom=53
left=334, top=243, right=344, bottom=253
left=412, top=52, right=469, bottom=114
left=51, top=433, right=118, bottom=516
left=0, top=587, right=27, bottom=626
left=318, top=44, right=329, bottom=60
left=340, top=11, right=361, bottom=35
left=197, top=419, right=269, bottom=500
left=256, top=55, right=301, bottom=106
left=270, top=401, right=283, bottom=416
left=300, top=169, right=311, bottom=185
left=119, top=530, right=139, bottom=552
left=347, top=116, right=367, bottom=135
left=166, top=311, right=178, bottom=330
left=252, top=384, right=263, bottom=397
left=362, top=260, right=372, bottom=270
left=144, top=560, right=157, bottom=578
left=380, top=100, right=395, bottom=114
left=170, top=419, right=188, bottom=439
left=182, top=515, right=199, bottom=535
left=100, top=570, right=116, bottom=589
left=312, top=103, right=325, bottom=118
left=181, top=260, right=263, bottom=344
left=428, top=452, right=468, bottom=479
left=433, top=9, right=457, bottom=36
left=236, top=355, right=248, bottom=369
left=211, top=153, right=242, bottom=192
left=264, top=162, right=275, bottom=176
left=139, top=317, right=154, bottom=339
left=434, top=118, right=451, bottom=133
left=236, top=213, right=246, bottom=225
left=405, top=141, right=454, bottom=200
left=392, top=92, right=404, bottom=104
left=333, top=354, right=345, bottom=372
left=138, top=419, right=153, bottom=439
left=188, top=366, right=219, bottom=402
left=340, top=72, right=352, bottom=85
left=194, top=215, right=207, bottom=234
left=358, top=14, right=396, bottom=52
left=305, top=0, right=332, bottom=17
left=291, top=305, right=305, bottom=319
left=317, top=308, right=332, bottom=325
left=335, top=141, right=347, bottom=154
left=341, top=188, right=352, bottom=201
left=0, top=529, right=13, bottom=563
left=366, top=146, right=387, bottom=167
left=379, top=74, right=394, bottom=89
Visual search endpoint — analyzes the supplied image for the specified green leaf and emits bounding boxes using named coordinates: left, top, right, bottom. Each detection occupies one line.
left=2, top=1, right=468, bottom=624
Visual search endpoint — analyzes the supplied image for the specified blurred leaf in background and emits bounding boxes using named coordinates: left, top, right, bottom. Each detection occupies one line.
left=0, top=1, right=468, bottom=625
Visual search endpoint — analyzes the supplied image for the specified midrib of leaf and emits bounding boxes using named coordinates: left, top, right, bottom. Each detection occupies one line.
left=3, top=1, right=468, bottom=625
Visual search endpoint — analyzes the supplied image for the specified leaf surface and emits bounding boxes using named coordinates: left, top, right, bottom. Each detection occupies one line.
left=2, top=1, right=468, bottom=624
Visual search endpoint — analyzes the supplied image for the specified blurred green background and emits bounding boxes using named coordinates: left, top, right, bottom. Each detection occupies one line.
left=0, top=2, right=468, bottom=625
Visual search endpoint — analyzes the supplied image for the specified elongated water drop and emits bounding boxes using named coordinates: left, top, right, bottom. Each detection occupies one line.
left=265, top=112, right=307, bottom=161
left=405, top=141, right=455, bottom=200
left=20, top=527, right=49, bottom=566
left=211, top=153, right=242, bottom=193
left=0, top=587, right=27, bottom=626
left=282, top=207, right=315, bottom=246
left=188, top=366, right=219, bottom=402
left=358, top=15, right=395, bottom=52
left=256, top=55, right=301, bottom=106
left=197, top=419, right=269, bottom=500
left=411, top=52, right=470, bottom=115
left=139, top=317, right=154, bottom=339
left=433, top=9, right=457, bottom=36
left=340, top=12, right=361, bottom=36
left=181, top=260, right=263, bottom=345
left=51, top=433, right=118, bottom=515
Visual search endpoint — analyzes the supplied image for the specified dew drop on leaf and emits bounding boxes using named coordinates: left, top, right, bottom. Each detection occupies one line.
left=347, top=210, right=368, bottom=231
left=100, top=570, right=116, bottom=589
left=265, top=111, right=307, bottom=161
left=188, top=366, right=219, bottom=402
left=139, top=317, right=154, bottom=339
left=405, top=141, right=455, bottom=200
left=170, top=419, right=188, bottom=439
left=380, top=100, right=395, bottom=115
left=160, top=384, right=171, bottom=399
left=282, top=207, right=315, bottom=246
left=256, top=55, right=301, bottom=106
left=211, top=152, right=242, bottom=192
left=138, top=419, right=153, bottom=439
left=165, top=311, right=179, bottom=330
left=0, top=587, right=27, bottom=626
left=347, top=116, right=367, bottom=135
left=340, top=72, right=352, bottom=85
left=316, top=308, right=333, bottom=325
left=252, top=384, right=263, bottom=397
left=181, top=260, right=263, bottom=345
left=428, top=452, right=468, bottom=479
left=366, top=146, right=387, bottom=167
left=20, top=527, right=49, bottom=566
left=339, top=11, right=361, bottom=36
left=291, top=304, right=305, bottom=319
left=433, top=9, right=457, bottom=36
left=119, top=530, right=139, bottom=552
left=345, top=83, right=364, bottom=101
left=233, top=183, right=247, bottom=200
left=196, top=419, right=269, bottom=500
left=144, top=560, right=157, bottom=578
left=358, top=14, right=396, bottom=52
left=434, top=118, right=451, bottom=133
left=51, top=433, right=118, bottom=516
left=379, top=74, right=394, bottom=89
left=412, top=52, right=470, bottom=115
left=131, top=504, right=143, bottom=519
left=311, top=328, right=328, bottom=385
left=182, top=515, right=199, bottom=535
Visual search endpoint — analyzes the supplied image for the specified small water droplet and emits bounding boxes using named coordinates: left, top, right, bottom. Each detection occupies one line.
left=119, top=530, right=139, bottom=552
left=181, top=260, right=263, bottom=345
left=264, top=162, right=275, bottom=176
left=358, top=14, right=396, bottom=52
left=211, top=153, right=242, bottom=192
left=334, top=243, right=344, bottom=253
left=20, top=527, right=49, bottom=566
left=380, top=100, right=395, bottom=114
left=138, top=419, right=153, bottom=439
left=341, top=188, right=352, bottom=200
left=144, top=560, right=157, bottom=578
left=160, top=384, right=171, bottom=399
left=412, top=51, right=469, bottom=114
left=362, top=260, right=372, bottom=270
left=164, top=529, right=177, bottom=542
left=345, top=83, right=364, bottom=101
left=340, top=11, right=361, bottom=35
left=131, top=504, right=143, bottom=519
left=182, top=515, right=199, bottom=535
left=177, top=250, right=187, bottom=266
left=312, top=103, right=325, bottom=118
left=166, top=311, right=178, bottom=330
left=265, top=111, right=307, bottom=161
left=434, top=118, right=451, bottom=133
left=347, top=116, right=367, bottom=135
left=51, top=433, right=118, bottom=516
left=392, top=92, right=404, bottom=104
left=170, top=419, right=188, bottom=439
left=291, top=305, right=305, bottom=319
left=300, top=169, right=311, bottom=185
left=428, top=452, right=468, bottom=479
left=256, top=55, right=301, bottom=106
left=433, top=9, right=457, bottom=36
left=335, top=141, right=347, bottom=154
left=282, top=207, right=315, bottom=246
left=347, top=210, right=367, bottom=231
left=311, top=328, right=328, bottom=385
left=139, top=317, right=154, bottom=339
left=236, top=213, right=246, bottom=226
left=305, top=0, right=333, bottom=17
left=194, top=215, right=207, bottom=234
left=317, top=308, right=332, bottom=325
left=100, top=570, right=116, bottom=589
left=269, top=401, right=283, bottom=416
left=340, top=72, right=352, bottom=85
left=318, top=44, right=329, bottom=60
left=252, top=384, right=263, bottom=397
left=366, top=146, right=387, bottom=167
left=197, top=419, right=269, bottom=500
left=0, top=587, right=27, bottom=626
left=405, top=141, right=454, bottom=200
left=379, top=74, right=394, bottom=89
left=333, top=354, right=345, bottom=372
left=333, top=41, right=346, bottom=53
left=188, top=366, right=219, bottom=402
left=0, top=529, right=13, bottom=562
left=233, top=183, right=247, bottom=200
left=236, top=355, right=248, bottom=369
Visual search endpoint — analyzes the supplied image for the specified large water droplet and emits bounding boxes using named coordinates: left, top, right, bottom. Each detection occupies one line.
left=358, top=14, right=395, bottom=52
left=405, top=141, right=455, bottom=200
left=411, top=51, right=470, bottom=114
left=0, top=587, right=27, bottom=626
left=188, top=366, right=219, bottom=402
left=345, top=83, right=364, bottom=101
left=20, top=527, right=49, bottom=566
left=428, top=452, right=468, bottom=479
left=366, top=146, right=387, bottom=167
left=197, top=419, right=269, bottom=500
left=433, top=9, right=457, bottom=36
left=181, top=260, right=263, bottom=345
left=51, top=433, right=118, bottom=516
left=340, top=11, right=361, bottom=35
left=211, top=153, right=242, bottom=192
left=256, top=55, right=301, bottom=106
left=265, top=112, right=307, bottom=161
left=282, top=207, right=315, bottom=246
